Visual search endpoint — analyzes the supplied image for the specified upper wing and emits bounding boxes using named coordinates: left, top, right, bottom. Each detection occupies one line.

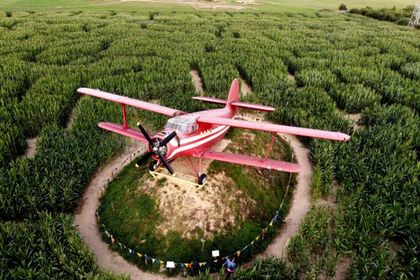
left=198, top=117, right=350, bottom=142
left=198, top=151, right=300, bottom=173
left=78, top=88, right=183, bottom=117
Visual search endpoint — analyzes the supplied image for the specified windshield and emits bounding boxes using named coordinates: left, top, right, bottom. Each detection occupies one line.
left=165, top=115, right=198, bottom=134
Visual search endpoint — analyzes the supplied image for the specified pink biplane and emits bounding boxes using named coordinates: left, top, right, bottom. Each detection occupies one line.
left=78, top=79, right=350, bottom=185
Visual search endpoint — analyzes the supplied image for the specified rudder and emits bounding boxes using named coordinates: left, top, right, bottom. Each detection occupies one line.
left=226, top=79, right=240, bottom=104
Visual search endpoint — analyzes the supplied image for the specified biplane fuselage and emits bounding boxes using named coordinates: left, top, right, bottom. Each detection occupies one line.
left=153, top=107, right=235, bottom=161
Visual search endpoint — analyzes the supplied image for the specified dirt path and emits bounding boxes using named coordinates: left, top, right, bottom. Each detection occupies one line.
left=190, top=70, right=204, bottom=95
left=22, top=138, right=37, bottom=159
left=239, top=78, right=252, bottom=97
left=238, top=113, right=313, bottom=259
left=240, top=126, right=312, bottom=259
left=257, top=134, right=312, bottom=258
left=74, top=143, right=173, bottom=280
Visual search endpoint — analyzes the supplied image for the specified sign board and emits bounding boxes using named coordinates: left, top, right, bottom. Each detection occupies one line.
left=166, top=261, right=175, bottom=269
left=212, top=250, right=220, bottom=257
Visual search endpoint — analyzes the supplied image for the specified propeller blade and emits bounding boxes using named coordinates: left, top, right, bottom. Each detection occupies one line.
left=135, top=151, right=152, bottom=167
left=137, top=123, right=153, bottom=145
left=156, top=151, right=174, bottom=175
left=159, top=131, right=177, bottom=147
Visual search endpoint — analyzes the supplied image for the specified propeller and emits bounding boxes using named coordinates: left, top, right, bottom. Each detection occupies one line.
left=136, top=123, right=177, bottom=175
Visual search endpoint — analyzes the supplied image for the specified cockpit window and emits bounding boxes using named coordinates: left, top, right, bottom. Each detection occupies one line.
left=165, top=115, right=198, bottom=134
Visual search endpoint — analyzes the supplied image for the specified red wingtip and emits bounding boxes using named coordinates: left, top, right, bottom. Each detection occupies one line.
left=342, top=133, right=351, bottom=142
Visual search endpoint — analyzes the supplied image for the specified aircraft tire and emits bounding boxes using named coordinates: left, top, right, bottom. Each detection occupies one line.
left=149, top=160, right=159, bottom=171
left=198, top=174, right=207, bottom=185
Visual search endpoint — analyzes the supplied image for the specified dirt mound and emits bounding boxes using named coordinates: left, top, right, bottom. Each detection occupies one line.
left=140, top=171, right=256, bottom=239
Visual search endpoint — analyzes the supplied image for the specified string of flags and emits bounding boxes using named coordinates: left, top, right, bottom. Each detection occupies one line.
left=96, top=196, right=285, bottom=271
left=97, top=213, right=280, bottom=270
left=96, top=143, right=294, bottom=271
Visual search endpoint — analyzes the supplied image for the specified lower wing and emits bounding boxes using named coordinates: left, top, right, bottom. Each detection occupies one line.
left=197, top=151, right=300, bottom=173
left=98, top=122, right=149, bottom=143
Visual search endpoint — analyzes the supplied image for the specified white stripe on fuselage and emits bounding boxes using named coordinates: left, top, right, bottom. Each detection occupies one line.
left=168, top=125, right=229, bottom=159
left=178, top=125, right=226, bottom=145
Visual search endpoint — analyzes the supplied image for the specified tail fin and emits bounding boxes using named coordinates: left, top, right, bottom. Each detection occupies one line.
left=226, top=79, right=240, bottom=115
left=226, top=79, right=240, bottom=105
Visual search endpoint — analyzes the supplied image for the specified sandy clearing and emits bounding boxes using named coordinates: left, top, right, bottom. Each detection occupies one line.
left=143, top=171, right=255, bottom=239
left=140, top=138, right=247, bottom=239
left=343, top=113, right=363, bottom=131
left=190, top=70, right=204, bottom=95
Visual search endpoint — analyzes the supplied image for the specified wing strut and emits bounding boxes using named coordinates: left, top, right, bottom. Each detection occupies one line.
left=264, top=132, right=278, bottom=161
left=122, top=104, right=128, bottom=129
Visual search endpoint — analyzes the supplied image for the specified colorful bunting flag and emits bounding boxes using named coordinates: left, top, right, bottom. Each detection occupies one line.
left=96, top=172, right=294, bottom=269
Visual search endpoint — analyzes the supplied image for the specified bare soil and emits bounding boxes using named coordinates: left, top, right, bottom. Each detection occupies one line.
left=138, top=139, right=257, bottom=239
left=257, top=134, right=312, bottom=258
left=332, top=256, right=351, bottom=280
left=22, top=138, right=37, bottom=159
left=141, top=171, right=255, bottom=239
left=343, top=113, right=363, bottom=131
left=190, top=70, right=204, bottom=95
left=239, top=78, right=252, bottom=97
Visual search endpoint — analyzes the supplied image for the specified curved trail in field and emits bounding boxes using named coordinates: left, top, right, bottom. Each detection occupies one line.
left=74, top=143, right=176, bottom=280
left=257, top=134, right=312, bottom=258
left=74, top=125, right=313, bottom=279
left=239, top=114, right=313, bottom=260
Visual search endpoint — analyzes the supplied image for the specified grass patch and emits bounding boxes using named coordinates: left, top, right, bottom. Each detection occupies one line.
left=98, top=129, right=296, bottom=274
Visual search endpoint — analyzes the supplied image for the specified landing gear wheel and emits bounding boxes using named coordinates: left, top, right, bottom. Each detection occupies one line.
left=149, top=160, right=159, bottom=172
left=198, top=174, right=207, bottom=185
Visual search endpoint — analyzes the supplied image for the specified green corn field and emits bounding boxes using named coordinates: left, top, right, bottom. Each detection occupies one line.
left=0, top=4, right=419, bottom=280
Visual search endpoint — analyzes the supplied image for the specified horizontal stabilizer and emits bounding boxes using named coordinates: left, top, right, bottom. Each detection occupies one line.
left=199, top=151, right=300, bottom=173
left=192, top=96, right=226, bottom=105
left=231, top=101, right=275, bottom=112
left=98, top=122, right=149, bottom=143
left=192, top=96, right=275, bottom=112
left=198, top=117, right=350, bottom=142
